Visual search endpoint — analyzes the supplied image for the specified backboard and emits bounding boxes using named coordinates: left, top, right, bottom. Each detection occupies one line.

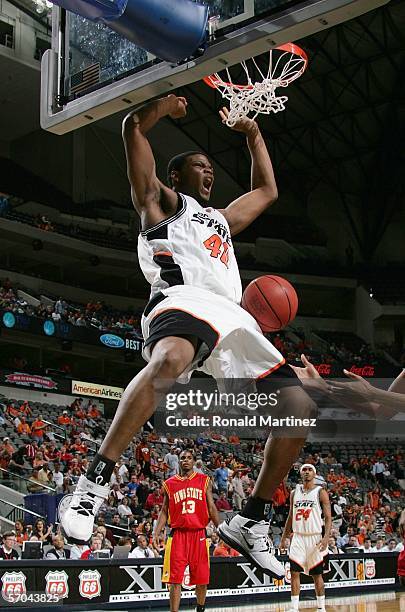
left=41, top=0, right=389, bottom=134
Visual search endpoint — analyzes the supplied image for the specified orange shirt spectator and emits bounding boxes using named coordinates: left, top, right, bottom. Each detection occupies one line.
left=57, top=411, right=71, bottom=426
left=20, top=401, right=32, bottom=417
left=17, top=420, right=31, bottom=435
left=88, top=405, right=100, bottom=419
left=272, top=481, right=289, bottom=507
left=1, top=439, right=15, bottom=456
left=136, top=441, right=151, bottom=464
left=213, top=541, right=240, bottom=557
left=6, top=403, right=20, bottom=418
left=368, top=490, right=380, bottom=510
left=228, top=435, right=240, bottom=444
left=31, top=417, right=46, bottom=439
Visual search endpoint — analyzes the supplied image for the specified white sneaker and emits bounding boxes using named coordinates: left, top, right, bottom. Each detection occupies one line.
left=218, top=514, right=285, bottom=578
left=58, top=475, right=110, bottom=542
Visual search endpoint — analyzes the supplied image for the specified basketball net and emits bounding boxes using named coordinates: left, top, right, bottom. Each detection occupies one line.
left=204, top=43, right=308, bottom=126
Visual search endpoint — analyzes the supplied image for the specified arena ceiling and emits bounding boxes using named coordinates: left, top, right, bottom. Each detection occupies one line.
left=172, top=0, right=405, bottom=261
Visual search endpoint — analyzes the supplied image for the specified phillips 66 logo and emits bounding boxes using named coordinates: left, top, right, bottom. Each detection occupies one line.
left=79, top=570, right=101, bottom=599
left=1, top=572, right=27, bottom=602
left=365, top=559, right=376, bottom=579
left=45, top=571, right=69, bottom=600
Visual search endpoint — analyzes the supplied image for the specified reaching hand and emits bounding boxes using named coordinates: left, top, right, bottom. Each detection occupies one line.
left=219, top=107, right=258, bottom=134
left=167, top=94, right=188, bottom=119
left=289, top=354, right=328, bottom=393
left=317, top=537, right=328, bottom=552
left=327, top=370, right=374, bottom=402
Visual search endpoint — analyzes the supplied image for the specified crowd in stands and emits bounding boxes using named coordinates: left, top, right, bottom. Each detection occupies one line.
left=4, top=207, right=136, bottom=252
left=0, top=277, right=142, bottom=335
left=0, top=390, right=403, bottom=560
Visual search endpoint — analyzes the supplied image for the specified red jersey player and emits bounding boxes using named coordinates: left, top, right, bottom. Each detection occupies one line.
left=153, top=449, right=219, bottom=612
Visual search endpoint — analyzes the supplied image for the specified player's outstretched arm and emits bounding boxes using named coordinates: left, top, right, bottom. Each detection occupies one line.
left=206, top=480, right=220, bottom=527
left=327, top=369, right=405, bottom=418
left=218, top=108, right=278, bottom=236
left=280, top=491, right=294, bottom=550
left=122, top=95, right=186, bottom=228
left=153, top=491, right=169, bottom=549
left=318, top=489, right=331, bottom=552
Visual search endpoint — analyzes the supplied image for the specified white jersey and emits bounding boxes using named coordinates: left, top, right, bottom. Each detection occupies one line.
left=292, top=485, right=323, bottom=535
left=138, top=193, right=242, bottom=303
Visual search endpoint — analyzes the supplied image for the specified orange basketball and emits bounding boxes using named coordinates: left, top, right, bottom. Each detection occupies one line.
left=241, top=275, right=298, bottom=332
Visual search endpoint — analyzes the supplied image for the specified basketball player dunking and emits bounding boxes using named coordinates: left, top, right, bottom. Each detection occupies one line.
left=153, top=449, right=218, bottom=612
left=60, top=94, right=315, bottom=577
left=280, top=464, right=331, bottom=612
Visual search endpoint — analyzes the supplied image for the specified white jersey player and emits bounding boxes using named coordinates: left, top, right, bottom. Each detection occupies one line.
left=280, top=464, right=331, bottom=612
left=60, top=95, right=316, bottom=585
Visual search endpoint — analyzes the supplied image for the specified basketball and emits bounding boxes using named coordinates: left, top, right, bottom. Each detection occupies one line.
left=241, top=275, right=298, bottom=332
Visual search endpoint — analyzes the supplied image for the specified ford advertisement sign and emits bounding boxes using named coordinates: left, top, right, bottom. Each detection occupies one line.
left=99, top=334, right=125, bottom=349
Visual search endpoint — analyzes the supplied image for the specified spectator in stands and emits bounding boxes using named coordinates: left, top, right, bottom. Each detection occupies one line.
left=215, top=491, right=232, bottom=512
left=57, top=410, right=71, bottom=426
left=27, top=469, right=45, bottom=493
left=95, top=517, right=115, bottom=546
left=136, top=436, right=152, bottom=477
left=0, top=531, right=20, bottom=559
left=80, top=536, right=109, bottom=559
left=230, top=470, right=246, bottom=511
left=328, top=537, right=342, bottom=554
left=372, top=460, right=386, bottom=485
left=45, top=535, right=71, bottom=560
left=1, top=437, right=15, bottom=456
left=164, top=446, right=179, bottom=477
left=17, top=416, right=31, bottom=435
left=145, top=487, right=163, bottom=512
left=94, top=525, right=113, bottom=551
left=214, top=461, right=229, bottom=493
left=382, top=538, right=403, bottom=553
left=118, top=496, right=133, bottom=520
left=360, top=538, right=375, bottom=553
left=14, top=520, right=28, bottom=545
left=33, top=451, right=46, bottom=470
left=126, top=474, right=139, bottom=497
left=33, top=519, right=53, bottom=544
left=31, top=415, right=46, bottom=439
left=118, top=459, right=129, bottom=483
left=213, top=539, right=239, bottom=557
left=51, top=462, right=64, bottom=492
left=87, top=403, right=101, bottom=419
left=129, top=496, right=144, bottom=520
left=209, top=532, right=220, bottom=555
left=128, top=534, right=158, bottom=558
left=9, top=446, right=27, bottom=475
left=344, top=536, right=361, bottom=552
left=37, top=464, right=52, bottom=487
left=374, top=537, right=386, bottom=552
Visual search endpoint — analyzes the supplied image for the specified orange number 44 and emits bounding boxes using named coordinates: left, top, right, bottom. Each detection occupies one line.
left=203, top=234, right=229, bottom=267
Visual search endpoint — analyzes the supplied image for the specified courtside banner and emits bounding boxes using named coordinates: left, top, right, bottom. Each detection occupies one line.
left=71, top=380, right=123, bottom=401
left=0, top=554, right=398, bottom=608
